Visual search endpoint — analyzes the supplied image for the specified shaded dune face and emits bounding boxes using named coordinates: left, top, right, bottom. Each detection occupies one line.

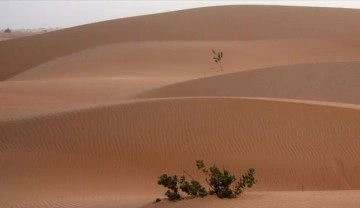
left=137, top=61, right=360, bottom=105
left=2, top=6, right=360, bottom=80
left=1, top=98, right=360, bottom=204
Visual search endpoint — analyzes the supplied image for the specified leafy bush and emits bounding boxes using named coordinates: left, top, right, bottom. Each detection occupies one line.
left=196, top=160, right=257, bottom=198
left=157, top=160, right=257, bottom=201
left=212, top=50, right=224, bottom=71
left=4, top=28, right=11, bottom=33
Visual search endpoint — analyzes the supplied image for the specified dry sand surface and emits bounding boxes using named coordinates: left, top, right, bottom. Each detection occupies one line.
left=1, top=5, right=360, bottom=208
left=145, top=192, right=360, bottom=208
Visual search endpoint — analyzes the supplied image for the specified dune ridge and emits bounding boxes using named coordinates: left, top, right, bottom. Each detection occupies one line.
left=137, top=61, right=360, bottom=105
left=2, top=95, right=360, bottom=122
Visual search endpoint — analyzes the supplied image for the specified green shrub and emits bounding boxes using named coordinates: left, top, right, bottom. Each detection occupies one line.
left=196, top=160, right=257, bottom=198
left=157, top=160, right=257, bottom=201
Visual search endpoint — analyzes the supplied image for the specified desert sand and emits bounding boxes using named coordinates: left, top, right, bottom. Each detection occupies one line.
left=1, top=5, right=360, bottom=208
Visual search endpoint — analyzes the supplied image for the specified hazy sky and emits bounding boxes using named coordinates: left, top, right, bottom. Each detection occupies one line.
left=1, top=1, right=360, bottom=29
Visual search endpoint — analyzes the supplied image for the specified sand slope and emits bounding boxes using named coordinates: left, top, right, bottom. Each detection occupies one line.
left=1, top=98, right=360, bottom=208
left=4, top=60, right=360, bottom=121
left=137, top=61, right=360, bottom=104
left=0, top=77, right=173, bottom=120
left=144, top=191, right=360, bottom=208
left=9, top=39, right=360, bottom=81
left=3, top=40, right=359, bottom=121
left=4, top=39, right=360, bottom=120
left=2, top=191, right=360, bottom=208
left=2, top=5, right=360, bottom=80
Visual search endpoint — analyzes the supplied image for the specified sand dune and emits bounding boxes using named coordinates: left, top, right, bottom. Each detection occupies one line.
left=1, top=98, right=360, bottom=207
left=137, top=61, right=360, bottom=105
left=3, top=39, right=359, bottom=121
left=2, top=5, right=360, bottom=80
left=9, top=39, right=360, bottom=81
left=5, top=38, right=360, bottom=120
left=1, top=5, right=360, bottom=208
left=3, top=58, right=360, bottom=119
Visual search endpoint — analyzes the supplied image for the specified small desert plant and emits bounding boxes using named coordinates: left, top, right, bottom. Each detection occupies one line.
left=157, top=160, right=257, bottom=201
left=212, top=49, right=224, bottom=71
left=196, top=160, right=257, bottom=198
left=4, top=28, right=11, bottom=33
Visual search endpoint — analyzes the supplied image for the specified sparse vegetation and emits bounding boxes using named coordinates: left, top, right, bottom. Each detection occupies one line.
left=196, top=160, right=257, bottom=198
left=157, top=160, right=257, bottom=201
left=157, top=174, right=181, bottom=201
left=212, top=50, right=224, bottom=71
left=4, top=28, right=11, bottom=33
